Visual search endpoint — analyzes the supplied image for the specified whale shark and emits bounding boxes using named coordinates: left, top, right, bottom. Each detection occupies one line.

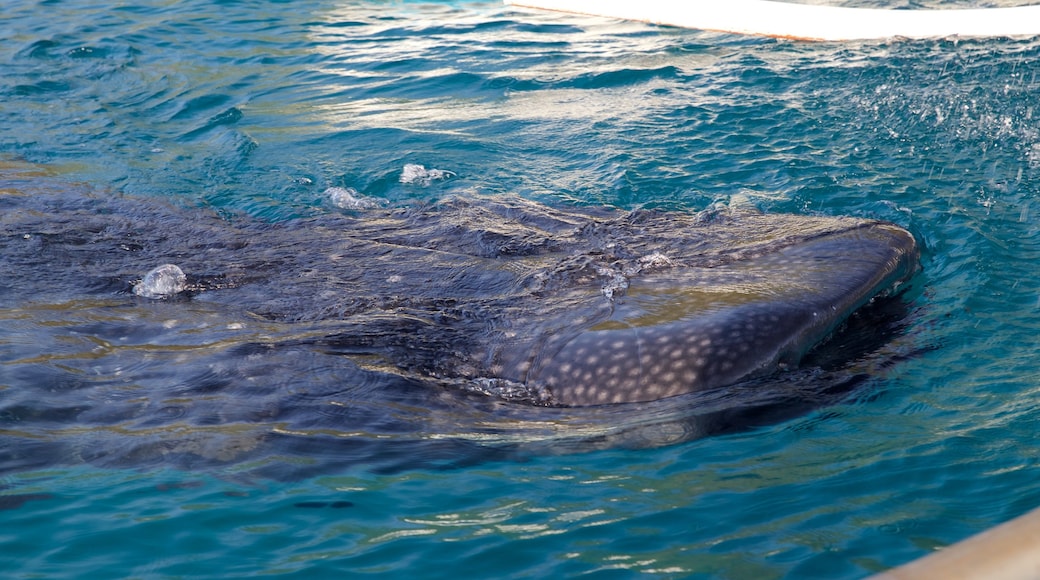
left=0, top=161, right=919, bottom=475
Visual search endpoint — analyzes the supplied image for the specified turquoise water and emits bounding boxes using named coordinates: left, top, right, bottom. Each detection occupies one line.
left=4, top=0, right=1040, bottom=577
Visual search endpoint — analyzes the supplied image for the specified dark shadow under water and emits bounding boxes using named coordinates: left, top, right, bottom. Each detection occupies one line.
left=0, top=161, right=923, bottom=480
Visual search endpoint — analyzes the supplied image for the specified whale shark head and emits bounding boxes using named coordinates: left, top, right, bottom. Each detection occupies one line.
left=507, top=222, right=919, bottom=405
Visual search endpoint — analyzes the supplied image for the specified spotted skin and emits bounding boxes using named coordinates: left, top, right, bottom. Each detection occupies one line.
left=524, top=224, right=918, bottom=405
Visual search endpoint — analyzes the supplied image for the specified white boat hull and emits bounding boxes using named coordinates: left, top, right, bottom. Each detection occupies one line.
left=504, top=0, right=1040, bottom=41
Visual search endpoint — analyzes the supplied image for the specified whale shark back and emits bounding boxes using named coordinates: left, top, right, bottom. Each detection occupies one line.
left=0, top=165, right=918, bottom=408
left=0, top=162, right=924, bottom=475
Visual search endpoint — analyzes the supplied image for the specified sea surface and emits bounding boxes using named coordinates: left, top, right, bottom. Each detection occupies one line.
left=3, top=0, right=1040, bottom=578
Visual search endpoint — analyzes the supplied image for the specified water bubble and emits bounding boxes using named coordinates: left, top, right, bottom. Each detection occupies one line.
left=134, top=264, right=187, bottom=299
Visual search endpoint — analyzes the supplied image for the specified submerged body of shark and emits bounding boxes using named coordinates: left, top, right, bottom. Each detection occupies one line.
left=0, top=162, right=918, bottom=475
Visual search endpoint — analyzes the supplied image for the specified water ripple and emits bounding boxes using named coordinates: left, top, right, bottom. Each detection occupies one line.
left=4, top=0, right=1040, bottom=578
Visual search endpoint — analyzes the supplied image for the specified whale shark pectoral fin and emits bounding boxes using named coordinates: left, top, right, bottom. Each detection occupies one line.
left=533, top=222, right=919, bottom=406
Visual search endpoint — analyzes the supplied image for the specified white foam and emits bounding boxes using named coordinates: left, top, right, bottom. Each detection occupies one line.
left=325, top=186, right=378, bottom=209
left=399, top=163, right=456, bottom=186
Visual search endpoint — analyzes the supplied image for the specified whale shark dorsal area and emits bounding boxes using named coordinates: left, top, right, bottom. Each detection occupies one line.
left=0, top=163, right=918, bottom=408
